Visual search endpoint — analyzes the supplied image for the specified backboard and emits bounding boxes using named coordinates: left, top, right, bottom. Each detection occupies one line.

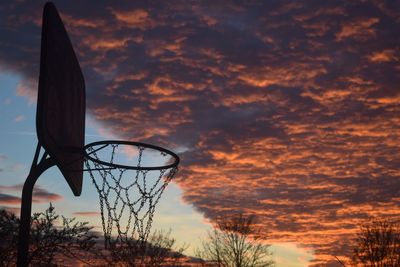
left=36, top=2, right=85, bottom=196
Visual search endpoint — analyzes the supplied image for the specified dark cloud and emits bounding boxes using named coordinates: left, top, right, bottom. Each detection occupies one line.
left=0, top=0, right=399, bottom=264
left=72, top=211, right=100, bottom=217
left=0, top=184, right=63, bottom=203
left=0, top=193, right=21, bottom=205
left=32, top=187, right=63, bottom=203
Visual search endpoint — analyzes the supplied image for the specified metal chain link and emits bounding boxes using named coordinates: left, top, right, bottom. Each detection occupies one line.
left=84, top=144, right=178, bottom=249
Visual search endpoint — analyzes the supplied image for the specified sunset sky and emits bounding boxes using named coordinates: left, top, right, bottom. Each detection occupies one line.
left=0, top=1, right=399, bottom=266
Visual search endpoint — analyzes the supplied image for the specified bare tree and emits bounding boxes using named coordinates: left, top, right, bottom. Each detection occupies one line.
left=196, top=214, right=274, bottom=267
left=0, top=204, right=98, bottom=266
left=351, top=218, right=400, bottom=267
left=29, top=203, right=98, bottom=266
left=0, top=209, right=19, bottom=266
left=107, top=230, right=187, bottom=266
left=142, top=230, right=187, bottom=267
left=0, top=205, right=191, bottom=266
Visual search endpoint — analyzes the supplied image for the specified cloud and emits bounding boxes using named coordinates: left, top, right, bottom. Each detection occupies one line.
left=72, top=211, right=100, bottom=217
left=0, top=1, right=399, bottom=265
left=336, top=17, right=380, bottom=41
left=0, top=193, right=21, bottom=205
left=111, top=8, right=156, bottom=30
left=32, top=187, right=63, bottom=203
left=0, top=184, right=63, bottom=203
left=14, top=115, right=25, bottom=122
left=16, top=79, right=37, bottom=104
left=368, top=49, right=398, bottom=63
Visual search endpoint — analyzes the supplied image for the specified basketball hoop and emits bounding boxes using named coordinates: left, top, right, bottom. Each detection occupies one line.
left=17, top=3, right=181, bottom=266
left=83, top=140, right=179, bottom=248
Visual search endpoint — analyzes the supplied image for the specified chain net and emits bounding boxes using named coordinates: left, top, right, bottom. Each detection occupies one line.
left=84, top=143, right=178, bottom=250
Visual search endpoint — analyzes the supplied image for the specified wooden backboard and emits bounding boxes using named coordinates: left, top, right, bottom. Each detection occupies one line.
left=36, top=2, right=85, bottom=196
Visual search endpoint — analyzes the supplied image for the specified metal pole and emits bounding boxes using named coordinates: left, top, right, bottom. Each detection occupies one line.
left=17, top=144, right=55, bottom=267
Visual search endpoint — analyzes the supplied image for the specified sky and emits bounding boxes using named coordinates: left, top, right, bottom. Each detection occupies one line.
left=0, top=0, right=399, bottom=266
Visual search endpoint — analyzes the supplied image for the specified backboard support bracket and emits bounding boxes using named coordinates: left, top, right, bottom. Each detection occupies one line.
left=17, top=142, right=55, bottom=267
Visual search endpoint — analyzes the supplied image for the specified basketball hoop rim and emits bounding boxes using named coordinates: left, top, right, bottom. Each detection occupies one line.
left=83, top=140, right=180, bottom=171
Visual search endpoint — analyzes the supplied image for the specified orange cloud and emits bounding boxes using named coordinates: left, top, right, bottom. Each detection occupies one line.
left=73, top=211, right=100, bottom=217
left=82, top=35, right=132, bottom=51
left=111, top=9, right=156, bottom=30
left=0, top=185, right=63, bottom=204
left=0, top=193, right=20, bottom=205
left=237, top=63, right=327, bottom=89
left=368, top=49, right=398, bottom=62
left=336, top=17, right=379, bottom=41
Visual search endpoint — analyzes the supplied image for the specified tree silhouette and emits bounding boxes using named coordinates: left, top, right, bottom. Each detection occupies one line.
left=106, top=229, right=187, bottom=266
left=29, top=203, right=98, bottom=266
left=350, top=218, right=400, bottom=267
left=0, top=209, right=19, bottom=265
left=0, top=204, right=98, bottom=266
left=196, top=214, right=274, bottom=267
left=1, top=205, right=191, bottom=266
